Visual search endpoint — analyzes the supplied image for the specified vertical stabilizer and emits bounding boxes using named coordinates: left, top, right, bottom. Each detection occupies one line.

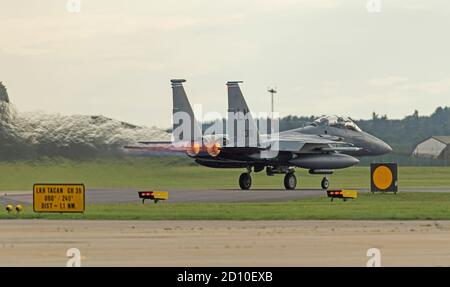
left=171, top=79, right=202, bottom=143
left=227, top=81, right=260, bottom=147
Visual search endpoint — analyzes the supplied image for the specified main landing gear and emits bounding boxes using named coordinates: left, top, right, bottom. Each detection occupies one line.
left=238, top=167, right=333, bottom=190
left=239, top=167, right=253, bottom=190
left=238, top=166, right=298, bottom=190
left=283, top=173, right=297, bottom=190
left=267, top=166, right=297, bottom=190
left=239, top=172, right=252, bottom=190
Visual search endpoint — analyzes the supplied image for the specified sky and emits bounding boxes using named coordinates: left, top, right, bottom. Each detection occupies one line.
left=1, top=0, right=450, bottom=128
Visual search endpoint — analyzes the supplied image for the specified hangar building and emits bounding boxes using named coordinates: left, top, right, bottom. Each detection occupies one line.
left=412, top=136, right=450, bottom=160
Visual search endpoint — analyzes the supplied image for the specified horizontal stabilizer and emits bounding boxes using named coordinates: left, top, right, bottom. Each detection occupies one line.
left=124, top=142, right=185, bottom=154
left=138, top=141, right=173, bottom=145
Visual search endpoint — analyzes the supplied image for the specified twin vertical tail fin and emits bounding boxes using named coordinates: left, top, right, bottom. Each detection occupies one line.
left=170, top=79, right=261, bottom=152
left=227, top=81, right=260, bottom=147
left=171, top=79, right=202, bottom=144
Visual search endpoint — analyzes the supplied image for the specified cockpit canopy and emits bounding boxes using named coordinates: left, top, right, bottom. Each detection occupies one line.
left=310, top=115, right=362, bottom=132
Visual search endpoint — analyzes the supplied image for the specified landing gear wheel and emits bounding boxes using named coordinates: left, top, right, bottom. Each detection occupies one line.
left=284, top=173, right=297, bottom=190
left=321, top=177, right=329, bottom=190
left=239, top=173, right=252, bottom=190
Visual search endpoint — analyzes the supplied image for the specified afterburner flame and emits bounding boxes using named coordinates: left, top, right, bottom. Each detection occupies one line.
left=206, top=142, right=221, bottom=157
left=186, top=142, right=201, bottom=156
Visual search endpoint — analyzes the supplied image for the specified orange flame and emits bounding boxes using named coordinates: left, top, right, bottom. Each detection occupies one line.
left=186, top=142, right=201, bottom=156
left=206, top=142, right=221, bottom=157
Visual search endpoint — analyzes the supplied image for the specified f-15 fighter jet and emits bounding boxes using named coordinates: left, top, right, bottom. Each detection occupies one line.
left=127, top=79, right=392, bottom=190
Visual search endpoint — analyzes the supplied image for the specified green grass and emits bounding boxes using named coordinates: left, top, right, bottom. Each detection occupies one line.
left=2, top=192, right=450, bottom=220
left=0, top=157, right=449, bottom=190
left=2, top=158, right=448, bottom=220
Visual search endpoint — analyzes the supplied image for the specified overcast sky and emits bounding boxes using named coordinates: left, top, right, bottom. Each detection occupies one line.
left=1, top=0, right=450, bottom=128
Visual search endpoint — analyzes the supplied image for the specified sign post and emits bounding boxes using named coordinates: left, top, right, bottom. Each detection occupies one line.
left=370, top=163, right=398, bottom=193
left=33, top=184, right=85, bottom=213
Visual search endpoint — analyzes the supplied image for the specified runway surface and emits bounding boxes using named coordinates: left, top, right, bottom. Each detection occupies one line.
left=1, top=220, right=450, bottom=266
left=1, top=187, right=450, bottom=205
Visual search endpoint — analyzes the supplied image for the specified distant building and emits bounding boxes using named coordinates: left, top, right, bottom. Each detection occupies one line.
left=0, top=82, right=10, bottom=103
left=412, top=136, right=450, bottom=160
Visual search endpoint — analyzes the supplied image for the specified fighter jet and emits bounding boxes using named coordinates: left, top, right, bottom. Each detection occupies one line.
left=127, top=79, right=392, bottom=190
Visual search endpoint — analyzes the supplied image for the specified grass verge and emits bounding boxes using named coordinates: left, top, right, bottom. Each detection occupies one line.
left=0, top=157, right=449, bottom=190
left=2, top=192, right=450, bottom=220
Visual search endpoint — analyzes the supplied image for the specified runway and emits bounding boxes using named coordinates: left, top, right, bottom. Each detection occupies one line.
left=1, top=189, right=324, bottom=205
left=1, top=220, right=450, bottom=266
left=1, top=187, right=450, bottom=206
left=2, top=188, right=450, bottom=267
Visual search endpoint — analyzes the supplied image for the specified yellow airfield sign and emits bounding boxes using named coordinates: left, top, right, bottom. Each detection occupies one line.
left=33, top=184, right=85, bottom=213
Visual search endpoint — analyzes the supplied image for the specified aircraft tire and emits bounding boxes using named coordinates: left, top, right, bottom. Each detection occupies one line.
left=284, top=173, right=297, bottom=190
left=321, top=177, right=329, bottom=190
left=239, top=173, right=252, bottom=190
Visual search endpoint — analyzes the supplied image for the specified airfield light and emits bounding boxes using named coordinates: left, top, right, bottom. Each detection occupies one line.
left=5, top=204, right=13, bottom=213
left=15, top=205, right=23, bottom=213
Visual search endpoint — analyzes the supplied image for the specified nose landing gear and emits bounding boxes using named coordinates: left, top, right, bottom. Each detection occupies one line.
left=321, top=177, right=330, bottom=190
